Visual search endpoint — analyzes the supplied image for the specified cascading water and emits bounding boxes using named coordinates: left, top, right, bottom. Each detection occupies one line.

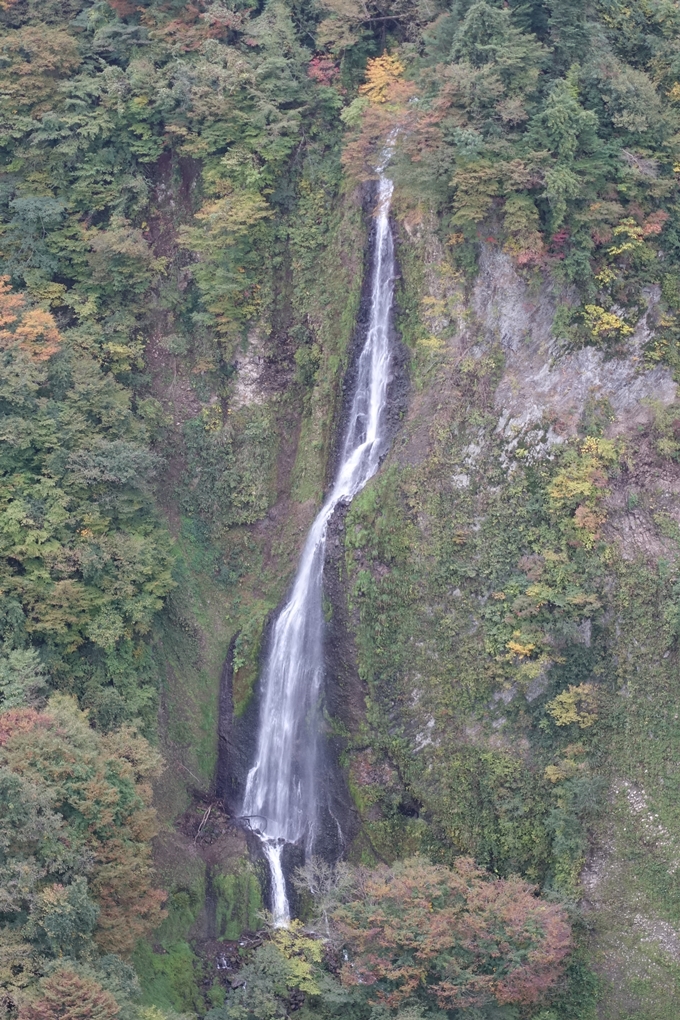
left=241, top=153, right=397, bottom=926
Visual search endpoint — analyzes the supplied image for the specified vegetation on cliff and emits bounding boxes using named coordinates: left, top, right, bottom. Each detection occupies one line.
left=2, top=0, right=680, bottom=1018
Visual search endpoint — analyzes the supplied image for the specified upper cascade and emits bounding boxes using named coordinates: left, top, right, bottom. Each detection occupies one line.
left=241, top=160, right=397, bottom=925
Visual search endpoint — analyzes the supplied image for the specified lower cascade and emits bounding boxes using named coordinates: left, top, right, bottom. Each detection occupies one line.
left=240, top=158, right=397, bottom=925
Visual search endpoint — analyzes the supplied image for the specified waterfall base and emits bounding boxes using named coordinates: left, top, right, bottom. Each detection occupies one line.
left=261, top=840, right=290, bottom=927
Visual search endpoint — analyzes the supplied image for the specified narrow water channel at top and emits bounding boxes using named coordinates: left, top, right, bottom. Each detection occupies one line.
left=241, top=153, right=397, bottom=925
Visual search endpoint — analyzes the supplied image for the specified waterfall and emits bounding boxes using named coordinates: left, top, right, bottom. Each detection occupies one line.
left=241, top=156, right=396, bottom=926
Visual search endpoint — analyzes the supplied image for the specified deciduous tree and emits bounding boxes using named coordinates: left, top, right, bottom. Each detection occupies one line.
left=333, top=856, right=572, bottom=1010
left=18, top=969, right=119, bottom=1020
left=0, top=696, right=166, bottom=957
left=0, top=278, right=61, bottom=363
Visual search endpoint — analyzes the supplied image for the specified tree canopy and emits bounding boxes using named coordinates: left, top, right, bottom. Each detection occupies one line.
left=332, top=857, right=571, bottom=1012
left=0, top=693, right=165, bottom=1015
left=2, top=0, right=672, bottom=1016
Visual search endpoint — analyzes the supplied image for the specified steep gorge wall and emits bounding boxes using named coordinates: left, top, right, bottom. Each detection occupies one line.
left=142, top=174, right=373, bottom=998
left=8, top=1, right=680, bottom=1015
left=145, top=166, right=680, bottom=1013
left=338, top=217, right=680, bottom=1016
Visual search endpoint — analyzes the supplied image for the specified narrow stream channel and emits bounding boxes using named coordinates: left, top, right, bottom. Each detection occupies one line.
left=241, top=153, right=397, bottom=925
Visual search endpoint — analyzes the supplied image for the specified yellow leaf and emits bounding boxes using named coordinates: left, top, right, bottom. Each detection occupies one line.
left=359, top=55, right=405, bottom=104
left=547, top=683, right=598, bottom=728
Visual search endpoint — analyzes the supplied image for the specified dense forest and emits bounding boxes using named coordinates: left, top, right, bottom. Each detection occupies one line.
left=2, top=0, right=680, bottom=1018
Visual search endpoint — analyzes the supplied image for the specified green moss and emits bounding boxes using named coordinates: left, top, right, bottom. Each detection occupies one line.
left=134, top=940, right=205, bottom=1014
left=156, top=868, right=207, bottom=947
left=289, top=199, right=365, bottom=505
left=231, top=602, right=270, bottom=717
left=181, top=404, right=278, bottom=533
left=213, top=865, right=262, bottom=940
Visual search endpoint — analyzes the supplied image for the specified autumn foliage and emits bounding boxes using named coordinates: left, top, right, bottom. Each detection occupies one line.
left=18, top=970, right=119, bottom=1020
left=332, top=856, right=572, bottom=1010
left=0, top=696, right=166, bottom=957
left=359, top=55, right=405, bottom=104
left=342, top=56, right=416, bottom=180
left=0, top=277, right=61, bottom=363
left=307, top=56, right=341, bottom=88
left=0, top=707, right=50, bottom=746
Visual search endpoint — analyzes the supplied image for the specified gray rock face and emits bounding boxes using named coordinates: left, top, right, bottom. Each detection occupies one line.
left=471, top=247, right=676, bottom=439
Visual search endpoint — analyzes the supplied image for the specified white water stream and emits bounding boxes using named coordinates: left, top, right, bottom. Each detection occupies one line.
left=241, top=157, right=396, bottom=925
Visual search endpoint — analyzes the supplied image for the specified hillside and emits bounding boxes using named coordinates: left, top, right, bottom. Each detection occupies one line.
left=2, top=2, right=680, bottom=1019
